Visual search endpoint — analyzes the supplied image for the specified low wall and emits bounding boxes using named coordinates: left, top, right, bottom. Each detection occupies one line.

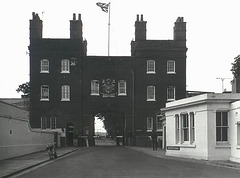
left=0, top=101, right=55, bottom=160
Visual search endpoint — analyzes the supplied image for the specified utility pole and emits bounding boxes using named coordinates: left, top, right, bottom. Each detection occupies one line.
left=216, top=77, right=231, bottom=92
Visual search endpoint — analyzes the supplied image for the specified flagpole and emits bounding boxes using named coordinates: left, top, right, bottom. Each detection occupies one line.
left=108, top=2, right=111, bottom=56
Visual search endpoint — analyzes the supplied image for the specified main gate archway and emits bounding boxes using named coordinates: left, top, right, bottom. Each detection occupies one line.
left=94, top=111, right=126, bottom=146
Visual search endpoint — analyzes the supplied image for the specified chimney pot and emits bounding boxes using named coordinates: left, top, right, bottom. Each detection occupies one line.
left=78, top=14, right=81, bottom=21
left=141, top=14, right=143, bottom=21
left=136, top=14, right=139, bottom=21
left=73, top=13, right=76, bottom=20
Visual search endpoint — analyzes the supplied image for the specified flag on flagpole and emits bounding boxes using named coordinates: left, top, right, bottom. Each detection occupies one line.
left=96, top=2, right=109, bottom=13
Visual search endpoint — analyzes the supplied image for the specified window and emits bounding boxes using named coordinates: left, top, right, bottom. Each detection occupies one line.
left=50, top=117, right=56, bottom=129
left=61, top=85, right=70, bottom=101
left=41, top=85, right=49, bottom=101
left=167, top=60, right=175, bottom=74
left=190, top=112, right=195, bottom=143
left=40, top=59, right=49, bottom=73
left=118, top=80, right=126, bottom=95
left=61, top=59, right=70, bottom=73
left=181, top=113, right=189, bottom=142
left=91, top=80, right=99, bottom=95
left=41, top=117, right=47, bottom=129
left=175, top=114, right=180, bottom=144
left=147, top=86, right=155, bottom=101
left=41, top=117, right=56, bottom=129
left=147, top=117, right=153, bottom=131
left=156, top=116, right=163, bottom=130
left=216, top=111, right=228, bottom=142
left=147, top=60, right=155, bottom=74
left=167, top=86, right=175, bottom=101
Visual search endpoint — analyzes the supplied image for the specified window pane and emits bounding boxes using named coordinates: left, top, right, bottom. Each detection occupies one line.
left=216, top=127, right=221, bottom=141
left=222, top=112, right=228, bottom=126
left=216, top=112, right=221, bottom=126
left=184, top=129, right=189, bottom=141
left=222, top=128, right=228, bottom=141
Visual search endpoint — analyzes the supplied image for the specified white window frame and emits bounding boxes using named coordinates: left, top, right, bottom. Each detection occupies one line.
left=181, top=113, right=189, bottom=143
left=118, top=80, right=127, bottom=96
left=167, top=60, right=176, bottom=74
left=216, top=111, right=229, bottom=142
left=147, top=60, right=156, bottom=74
left=156, top=116, right=163, bottom=131
left=41, top=117, right=47, bottom=129
left=147, top=86, right=155, bottom=101
left=147, top=117, right=153, bottom=131
left=61, top=59, right=70, bottom=73
left=91, top=80, right=100, bottom=96
left=167, top=86, right=175, bottom=101
left=40, top=59, right=49, bottom=73
left=41, top=85, right=49, bottom=101
left=50, top=117, right=56, bottom=129
left=61, top=85, right=70, bottom=101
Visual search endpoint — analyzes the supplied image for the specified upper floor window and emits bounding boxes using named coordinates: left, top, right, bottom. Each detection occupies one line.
left=40, top=59, right=49, bottom=73
left=216, top=111, right=228, bottom=142
left=118, top=80, right=126, bottom=96
left=167, top=86, right=175, bottom=101
left=167, top=60, right=175, bottom=74
left=91, top=80, right=99, bottom=95
left=41, top=85, right=49, bottom=101
left=147, top=60, right=155, bottom=74
left=147, top=86, right=155, bottom=101
left=147, top=117, right=153, bottom=131
left=61, top=59, right=70, bottom=73
left=61, top=85, right=70, bottom=101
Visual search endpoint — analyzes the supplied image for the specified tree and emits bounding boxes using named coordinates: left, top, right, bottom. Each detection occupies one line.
left=231, top=55, right=240, bottom=78
left=16, top=82, right=30, bottom=97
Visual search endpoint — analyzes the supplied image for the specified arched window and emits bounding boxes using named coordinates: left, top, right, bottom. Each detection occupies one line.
left=61, top=85, right=70, bottom=101
left=147, top=60, right=155, bottom=74
left=41, top=85, right=49, bottom=101
left=147, top=86, right=155, bottom=101
left=61, top=59, right=70, bottom=73
left=40, top=59, right=49, bottom=73
left=118, top=80, right=127, bottom=95
left=91, top=80, right=99, bottom=95
left=167, top=60, right=175, bottom=74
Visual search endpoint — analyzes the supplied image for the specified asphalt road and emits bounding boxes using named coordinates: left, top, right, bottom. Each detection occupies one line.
left=15, top=140, right=240, bottom=178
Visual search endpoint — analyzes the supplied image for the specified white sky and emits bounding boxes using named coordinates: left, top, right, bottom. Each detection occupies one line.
left=0, top=0, right=239, bottom=98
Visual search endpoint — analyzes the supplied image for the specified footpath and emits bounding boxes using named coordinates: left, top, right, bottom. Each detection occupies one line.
left=0, top=147, right=81, bottom=178
left=1, top=146, right=240, bottom=177
left=127, top=146, right=240, bottom=171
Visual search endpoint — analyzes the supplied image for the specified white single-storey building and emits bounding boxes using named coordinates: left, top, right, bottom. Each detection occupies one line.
left=161, top=93, right=240, bottom=163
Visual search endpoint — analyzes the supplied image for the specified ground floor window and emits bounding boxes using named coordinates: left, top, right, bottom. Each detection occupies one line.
left=147, top=117, right=153, bottom=131
left=216, top=111, right=228, bottom=142
left=175, top=112, right=195, bottom=144
left=41, top=117, right=57, bottom=130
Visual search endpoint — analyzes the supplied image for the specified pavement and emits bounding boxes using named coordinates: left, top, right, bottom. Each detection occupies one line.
left=0, top=147, right=82, bottom=178
left=1, top=145, right=240, bottom=178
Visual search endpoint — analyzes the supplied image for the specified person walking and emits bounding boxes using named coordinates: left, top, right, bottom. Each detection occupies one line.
left=151, top=132, right=157, bottom=151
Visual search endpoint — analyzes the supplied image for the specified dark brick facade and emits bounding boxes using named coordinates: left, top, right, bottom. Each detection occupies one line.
left=29, top=12, right=187, bottom=146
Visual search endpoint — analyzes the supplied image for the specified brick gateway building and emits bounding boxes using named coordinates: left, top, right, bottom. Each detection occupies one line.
left=29, top=12, right=187, bottom=146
